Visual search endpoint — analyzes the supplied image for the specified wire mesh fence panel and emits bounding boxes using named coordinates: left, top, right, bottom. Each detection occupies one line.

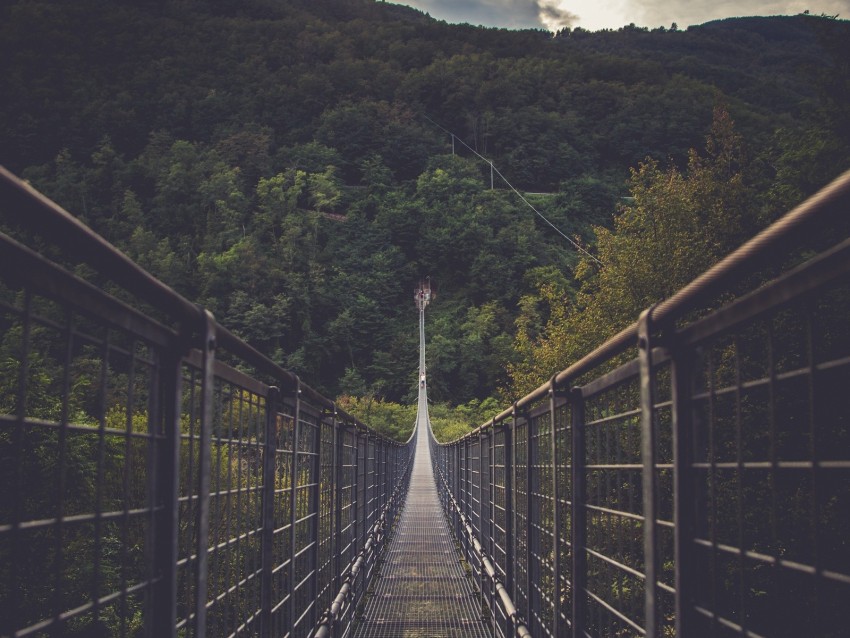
left=429, top=169, right=850, bottom=638
left=679, top=277, right=850, bottom=637
left=0, top=282, right=165, bottom=638
left=269, top=409, right=295, bottom=637
left=513, top=417, right=529, bottom=621
left=480, top=431, right=492, bottom=613
left=0, top=169, right=415, bottom=638
left=528, top=407, right=555, bottom=635
left=338, top=428, right=357, bottom=577
left=553, top=399, right=573, bottom=633
left=581, top=364, right=647, bottom=636
left=317, top=418, right=335, bottom=622
left=490, top=425, right=512, bottom=637
left=202, top=375, right=267, bottom=636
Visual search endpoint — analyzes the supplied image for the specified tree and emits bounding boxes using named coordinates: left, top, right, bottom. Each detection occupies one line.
left=509, top=106, right=755, bottom=395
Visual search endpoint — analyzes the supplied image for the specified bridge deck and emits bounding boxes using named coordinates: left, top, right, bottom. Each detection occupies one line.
left=353, top=390, right=491, bottom=637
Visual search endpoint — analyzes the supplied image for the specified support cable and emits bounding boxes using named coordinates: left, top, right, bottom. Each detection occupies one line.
left=423, top=115, right=603, bottom=266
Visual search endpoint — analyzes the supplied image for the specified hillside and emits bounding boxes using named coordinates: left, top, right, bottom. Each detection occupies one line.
left=1, top=0, right=848, bottom=407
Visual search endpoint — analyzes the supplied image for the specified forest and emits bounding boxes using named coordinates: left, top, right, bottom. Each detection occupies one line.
left=1, top=0, right=849, bottom=440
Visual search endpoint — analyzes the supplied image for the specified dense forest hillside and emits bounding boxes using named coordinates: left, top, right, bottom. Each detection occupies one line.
left=2, top=0, right=848, bottom=418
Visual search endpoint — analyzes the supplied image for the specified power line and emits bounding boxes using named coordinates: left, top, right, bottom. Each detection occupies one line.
left=423, top=115, right=602, bottom=266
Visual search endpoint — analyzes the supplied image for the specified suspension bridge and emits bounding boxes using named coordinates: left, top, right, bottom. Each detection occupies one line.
left=1, top=164, right=850, bottom=638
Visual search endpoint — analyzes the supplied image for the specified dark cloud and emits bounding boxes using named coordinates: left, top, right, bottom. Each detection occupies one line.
left=402, top=0, right=549, bottom=29
left=537, top=1, right=579, bottom=29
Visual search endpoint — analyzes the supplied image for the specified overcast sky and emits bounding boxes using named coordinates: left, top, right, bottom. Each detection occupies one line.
left=394, top=0, right=849, bottom=32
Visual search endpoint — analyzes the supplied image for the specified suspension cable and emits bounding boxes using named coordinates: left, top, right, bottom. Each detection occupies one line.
left=423, top=115, right=603, bottom=266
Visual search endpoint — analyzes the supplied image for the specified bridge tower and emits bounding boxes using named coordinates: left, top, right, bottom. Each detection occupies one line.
left=415, top=277, right=433, bottom=386
left=414, top=276, right=433, bottom=311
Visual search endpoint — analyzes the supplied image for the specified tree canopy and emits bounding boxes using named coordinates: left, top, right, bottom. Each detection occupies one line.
left=2, top=0, right=849, bottom=420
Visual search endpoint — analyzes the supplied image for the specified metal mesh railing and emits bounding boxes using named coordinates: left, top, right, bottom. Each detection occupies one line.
left=0, top=167, right=414, bottom=638
left=432, top=169, right=850, bottom=637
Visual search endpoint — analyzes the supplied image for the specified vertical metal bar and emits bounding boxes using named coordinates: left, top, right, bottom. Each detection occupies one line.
left=489, top=424, right=498, bottom=637
left=288, top=379, right=302, bottom=636
left=503, top=421, right=513, bottom=601
left=120, top=337, right=137, bottom=636
left=261, top=386, right=280, bottom=636
left=310, top=414, right=322, bottom=628
left=378, top=440, right=384, bottom=513
left=571, top=387, right=586, bottom=638
left=550, top=379, right=562, bottom=637
left=465, top=439, right=471, bottom=556
left=478, top=429, right=485, bottom=599
left=804, top=310, right=822, bottom=634
left=707, top=344, right=718, bottom=633
left=639, top=308, right=658, bottom=638
left=733, top=335, right=746, bottom=636
left=52, top=310, right=72, bottom=632
left=671, top=342, right=694, bottom=637
left=365, top=432, right=372, bottom=542
left=510, top=407, right=518, bottom=607
left=356, top=430, right=363, bottom=557
left=331, top=410, right=341, bottom=609
left=525, top=408, right=532, bottom=628
left=454, top=444, right=460, bottom=535
left=195, top=310, right=216, bottom=637
left=151, top=343, right=183, bottom=638
left=8, top=290, right=32, bottom=637
left=92, top=329, right=110, bottom=628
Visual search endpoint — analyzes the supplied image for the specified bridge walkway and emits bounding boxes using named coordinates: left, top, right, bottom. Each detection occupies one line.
left=353, top=308, right=492, bottom=638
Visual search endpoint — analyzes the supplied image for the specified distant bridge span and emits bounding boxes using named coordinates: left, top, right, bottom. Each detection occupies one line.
left=1, top=166, right=850, bottom=637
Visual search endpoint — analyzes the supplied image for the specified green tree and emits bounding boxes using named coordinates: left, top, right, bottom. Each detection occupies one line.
left=509, top=106, right=756, bottom=395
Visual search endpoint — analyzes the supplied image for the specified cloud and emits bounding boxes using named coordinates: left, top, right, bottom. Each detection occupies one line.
left=537, top=1, right=579, bottom=30
left=629, top=0, right=850, bottom=28
left=401, top=0, right=550, bottom=28
left=399, top=0, right=850, bottom=31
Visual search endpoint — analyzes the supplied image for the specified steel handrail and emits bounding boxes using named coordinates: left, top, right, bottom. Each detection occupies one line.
left=0, top=165, right=402, bottom=444
left=476, top=167, right=850, bottom=433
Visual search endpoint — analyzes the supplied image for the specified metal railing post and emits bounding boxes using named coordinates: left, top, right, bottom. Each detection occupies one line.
left=549, top=378, right=562, bottom=637
left=260, top=386, right=280, bottom=636
left=510, top=407, right=518, bottom=608
left=477, top=429, right=485, bottom=601
left=524, top=407, right=532, bottom=629
left=310, top=411, right=322, bottom=628
left=454, top=444, right=460, bottom=535
left=194, top=310, right=216, bottom=637
left=151, top=344, right=184, bottom=638
left=288, top=380, right=302, bottom=635
left=639, top=308, right=659, bottom=638
left=331, top=410, right=341, bottom=613
left=571, top=387, right=586, bottom=638
left=357, top=430, right=364, bottom=558
left=672, top=343, right=694, bottom=636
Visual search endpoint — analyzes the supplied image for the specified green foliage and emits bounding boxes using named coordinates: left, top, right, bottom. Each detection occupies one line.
left=1, top=1, right=848, bottom=408
left=428, top=397, right=502, bottom=443
left=336, top=395, right=416, bottom=442
left=509, top=106, right=758, bottom=395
